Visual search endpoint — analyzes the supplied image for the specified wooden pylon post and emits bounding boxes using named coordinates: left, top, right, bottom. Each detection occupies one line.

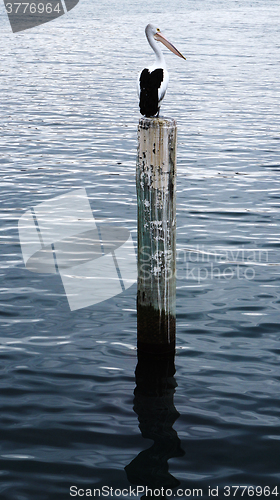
left=137, top=117, right=176, bottom=353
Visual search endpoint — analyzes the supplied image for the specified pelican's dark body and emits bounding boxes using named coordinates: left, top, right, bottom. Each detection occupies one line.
left=139, top=68, right=164, bottom=117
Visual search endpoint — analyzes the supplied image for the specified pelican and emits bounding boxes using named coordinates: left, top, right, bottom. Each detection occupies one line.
left=138, top=24, right=186, bottom=117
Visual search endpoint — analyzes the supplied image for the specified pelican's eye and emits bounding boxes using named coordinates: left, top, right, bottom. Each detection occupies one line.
left=156, top=28, right=160, bottom=32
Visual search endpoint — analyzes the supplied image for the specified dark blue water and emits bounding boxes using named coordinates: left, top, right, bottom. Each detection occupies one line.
left=1, top=0, right=280, bottom=498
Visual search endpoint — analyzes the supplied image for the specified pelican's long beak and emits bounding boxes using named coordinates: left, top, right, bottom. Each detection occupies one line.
left=154, top=31, right=186, bottom=60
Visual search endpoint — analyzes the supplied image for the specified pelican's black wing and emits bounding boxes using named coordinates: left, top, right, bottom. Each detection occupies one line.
left=139, top=68, right=164, bottom=117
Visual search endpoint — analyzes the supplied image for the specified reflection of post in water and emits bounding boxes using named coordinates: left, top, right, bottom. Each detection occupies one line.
left=125, top=350, right=184, bottom=496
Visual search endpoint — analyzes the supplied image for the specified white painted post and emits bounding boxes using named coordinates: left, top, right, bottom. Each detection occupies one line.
left=137, top=117, right=176, bottom=353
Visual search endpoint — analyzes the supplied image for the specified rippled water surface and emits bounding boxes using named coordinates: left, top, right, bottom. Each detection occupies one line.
left=1, top=0, right=280, bottom=498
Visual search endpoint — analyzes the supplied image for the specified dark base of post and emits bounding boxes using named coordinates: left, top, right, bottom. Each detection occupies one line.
left=135, top=347, right=176, bottom=381
left=137, top=302, right=176, bottom=354
left=137, top=339, right=176, bottom=355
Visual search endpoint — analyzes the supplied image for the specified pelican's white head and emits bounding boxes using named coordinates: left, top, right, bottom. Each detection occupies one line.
left=145, top=23, right=158, bottom=39
left=145, top=23, right=186, bottom=60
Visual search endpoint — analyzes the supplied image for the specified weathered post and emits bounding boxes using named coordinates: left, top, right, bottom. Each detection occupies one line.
left=137, top=117, right=176, bottom=353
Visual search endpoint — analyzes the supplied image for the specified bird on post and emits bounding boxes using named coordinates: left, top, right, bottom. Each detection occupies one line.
left=138, top=24, right=186, bottom=118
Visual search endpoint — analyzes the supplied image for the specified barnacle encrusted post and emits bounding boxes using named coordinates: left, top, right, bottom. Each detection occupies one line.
left=137, top=117, right=176, bottom=353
